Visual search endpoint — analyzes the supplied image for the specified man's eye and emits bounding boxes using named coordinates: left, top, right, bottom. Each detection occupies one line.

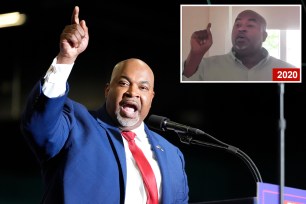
left=119, top=81, right=129, bottom=86
left=140, top=86, right=149, bottom=91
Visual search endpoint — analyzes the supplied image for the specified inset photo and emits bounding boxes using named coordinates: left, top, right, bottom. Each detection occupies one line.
left=180, top=5, right=301, bottom=83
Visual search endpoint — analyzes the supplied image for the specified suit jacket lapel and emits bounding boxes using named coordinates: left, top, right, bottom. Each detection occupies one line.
left=92, top=106, right=128, bottom=194
left=145, top=126, right=172, bottom=203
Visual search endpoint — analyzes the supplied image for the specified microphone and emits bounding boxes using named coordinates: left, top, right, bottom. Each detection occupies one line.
left=147, top=114, right=263, bottom=183
left=147, top=114, right=205, bottom=135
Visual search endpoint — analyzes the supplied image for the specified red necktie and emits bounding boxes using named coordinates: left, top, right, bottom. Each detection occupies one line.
left=121, top=131, right=158, bottom=204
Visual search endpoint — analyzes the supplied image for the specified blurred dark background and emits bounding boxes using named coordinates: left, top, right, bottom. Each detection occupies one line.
left=1, top=1, right=305, bottom=203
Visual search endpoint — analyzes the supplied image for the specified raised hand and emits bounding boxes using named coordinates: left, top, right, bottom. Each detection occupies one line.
left=57, top=6, right=89, bottom=64
left=190, top=23, right=212, bottom=56
left=183, top=23, right=213, bottom=77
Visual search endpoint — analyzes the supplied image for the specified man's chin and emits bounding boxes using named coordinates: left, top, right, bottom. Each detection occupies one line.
left=117, top=115, right=140, bottom=128
left=234, top=44, right=248, bottom=51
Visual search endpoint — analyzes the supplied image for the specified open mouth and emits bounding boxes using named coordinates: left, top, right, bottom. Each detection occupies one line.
left=120, top=100, right=139, bottom=117
left=236, top=34, right=247, bottom=42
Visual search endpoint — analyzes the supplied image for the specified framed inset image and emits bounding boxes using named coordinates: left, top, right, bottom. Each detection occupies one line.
left=180, top=5, right=302, bottom=83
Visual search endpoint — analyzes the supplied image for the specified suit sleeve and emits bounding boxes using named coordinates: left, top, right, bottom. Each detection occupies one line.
left=20, top=80, right=74, bottom=163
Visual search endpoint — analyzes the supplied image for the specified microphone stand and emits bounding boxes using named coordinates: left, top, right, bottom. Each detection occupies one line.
left=175, top=130, right=263, bottom=183
left=278, top=83, right=285, bottom=204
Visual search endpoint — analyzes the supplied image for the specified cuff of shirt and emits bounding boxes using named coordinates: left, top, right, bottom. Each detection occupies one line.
left=42, top=57, right=74, bottom=98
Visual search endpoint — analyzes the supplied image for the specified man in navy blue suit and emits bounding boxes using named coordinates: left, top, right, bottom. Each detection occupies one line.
left=20, top=6, right=189, bottom=204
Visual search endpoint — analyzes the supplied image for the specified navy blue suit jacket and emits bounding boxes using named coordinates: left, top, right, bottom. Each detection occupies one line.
left=21, top=81, right=189, bottom=204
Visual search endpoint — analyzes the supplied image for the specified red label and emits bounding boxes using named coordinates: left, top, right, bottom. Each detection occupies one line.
left=272, top=68, right=301, bottom=81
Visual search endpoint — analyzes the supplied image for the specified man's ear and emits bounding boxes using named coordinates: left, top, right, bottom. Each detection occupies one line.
left=151, top=91, right=155, bottom=103
left=262, top=31, right=268, bottom=42
left=104, top=83, right=110, bottom=98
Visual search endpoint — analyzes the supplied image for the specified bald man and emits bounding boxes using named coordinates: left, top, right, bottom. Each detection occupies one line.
left=183, top=10, right=295, bottom=81
left=20, top=6, right=189, bottom=204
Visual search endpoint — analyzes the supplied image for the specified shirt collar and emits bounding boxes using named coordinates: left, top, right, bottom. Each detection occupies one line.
left=129, top=122, right=146, bottom=140
left=230, top=47, right=269, bottom=58
left=229, top=47, right=270, bottom=65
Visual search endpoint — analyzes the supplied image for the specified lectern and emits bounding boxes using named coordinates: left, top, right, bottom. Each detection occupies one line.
left=191, top=182, right=306, bottom=204
left=192, top=197, right=256, bottom=204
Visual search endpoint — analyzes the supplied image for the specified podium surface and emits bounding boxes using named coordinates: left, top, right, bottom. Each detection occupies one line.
left=192, top=197, right=257, bottom=204
left=191, top=182, right=306, bottom=204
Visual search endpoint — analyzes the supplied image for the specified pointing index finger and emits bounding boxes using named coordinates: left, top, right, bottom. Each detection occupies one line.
left=71, top=6, right=80, bottom=24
